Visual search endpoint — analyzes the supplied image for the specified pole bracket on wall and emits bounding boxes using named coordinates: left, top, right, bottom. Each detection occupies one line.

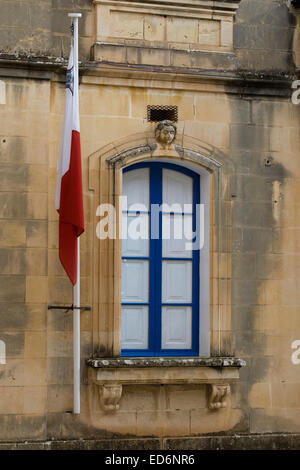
left=47, top=304, right=91, bottom=312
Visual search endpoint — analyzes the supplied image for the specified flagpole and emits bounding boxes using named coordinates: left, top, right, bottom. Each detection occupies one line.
left=74, top=238, right=80, bottom=414
left=68, top=12, right=82, bottom=415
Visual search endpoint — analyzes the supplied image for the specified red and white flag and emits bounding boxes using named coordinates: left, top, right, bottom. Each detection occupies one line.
left=55, top=43, right=84, bottom=286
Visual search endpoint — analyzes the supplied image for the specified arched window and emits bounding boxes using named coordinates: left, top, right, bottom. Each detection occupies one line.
left=121, top=162, right=200, bottom=356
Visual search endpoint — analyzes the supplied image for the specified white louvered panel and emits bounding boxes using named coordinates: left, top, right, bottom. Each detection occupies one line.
left=161, top=306, right=192, bottom=349
left=163, top=169, right=193, bottom=209
left=122, top=168, right=149, bottom=211
left=121, top=260, right=149, bottom=302
left=121, top=306, right=148, bottom=349
left=162, top=213, right=193, bottom=258
left=122, top=213, right=149, bottom=257
left=162, top=260, right=192, bottom=303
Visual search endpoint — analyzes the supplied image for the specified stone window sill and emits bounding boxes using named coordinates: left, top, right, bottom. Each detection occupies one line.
left=87, top=357, right=246, bottom=412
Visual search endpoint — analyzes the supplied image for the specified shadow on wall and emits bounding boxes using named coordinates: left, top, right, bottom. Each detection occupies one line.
left=234, top=0, right=296, bottom=73
left=228, top=77, right=297, bottom=432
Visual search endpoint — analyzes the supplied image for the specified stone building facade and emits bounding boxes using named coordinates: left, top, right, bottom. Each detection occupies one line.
left=0, top=0, right=300, bottom=449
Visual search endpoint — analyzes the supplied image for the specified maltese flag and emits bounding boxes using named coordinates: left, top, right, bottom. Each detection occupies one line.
left=55, top=44, right=84, bottom=286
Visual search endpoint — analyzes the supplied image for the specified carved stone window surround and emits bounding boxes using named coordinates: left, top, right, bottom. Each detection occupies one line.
left=88, top=357, right=246, bottom=412
left=88, top=132, right=236, bottom=358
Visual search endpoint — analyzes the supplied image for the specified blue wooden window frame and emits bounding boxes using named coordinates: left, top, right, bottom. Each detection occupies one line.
left=121, top=162, right=200, bottom=357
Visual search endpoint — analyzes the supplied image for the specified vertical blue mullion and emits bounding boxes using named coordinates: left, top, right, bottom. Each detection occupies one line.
left=148, top=166, right=156, bottom=353
left=149, top=164, right=163, bottom=355
left=192, top=172, right=200, bottom=354
left=157, top=166, right=163, bottom=355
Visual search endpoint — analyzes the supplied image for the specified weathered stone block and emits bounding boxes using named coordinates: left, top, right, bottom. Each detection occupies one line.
left=0, top=1, right=30, bottom=28
left=232, top=201, right=274, bottom=227
left=23, top=386, right=46, bottom=414
left=0, top=221, right=26, bottom=247
left=144, top=16, right=165, bottom=42
left=199, top=19, right=220, bottom=46
left=25, top=193, right=48, bottom=220
left=110, top=11, right=144, bottom=40
left=0, top=275, right=25, bottom=302
left=190, top=408, right=242, bottom=435
left=24, top=331, right=46, bottom=359
left=0, top=136, right=26, bottom=163
left=249, top=382, right=272, bottom=409
left=167, top=385, right=206, bottom=410
left=120, top=385, right=157, bottom=412
left=48, top=276, right=73, bottom=304
left=241, top=227, right=273, bottom=253
left=0, top=193, right=26, bottom=219
left=137, top=47, right=170, bottom=67
left=26, top=248, right=47, bottom=276
left=232, top=253, right=256, bottom=280
left=230, top=124, right=270, bottom=152
left=47, top=331, right=73, bottom=358
left=46, top=384, right=73, bottom=413
left=23, top=358, right=47, bottom=386
left=232, top=279, right=261, bottom=306
left=26, top=276, right=47, bottom=304
left=0, top=387, right=24, bottom=414
left=26, top=220, right=47, bottom=248
left=0, top=248, right=26, bottom=275
left=0, top=164, right=26, bottom=192
left=27, top=165, right=48, bottom=193
left=167, top=17, right=198, bottom=44
left=0, top=414, right=46, bottom=441
left=47, top=357, right=73, bottom=385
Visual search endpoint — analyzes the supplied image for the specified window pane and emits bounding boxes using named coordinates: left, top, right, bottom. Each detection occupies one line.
left=122, top=213, right=149, bottom=257
left=122, top=168, right=149, bottom=211
left=121, top=260, right=149, bottom=302
left=121, top=306, right=148, bottom=349
left=162, top=213, right=193, bottom=258
left=162, top=306, right=192, bottom=349
left=162, top=260, right=192, bottom=303
left=163, top=169, right=193, bottom=208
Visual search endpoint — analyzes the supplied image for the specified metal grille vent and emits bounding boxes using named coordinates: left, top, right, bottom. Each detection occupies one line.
left=147, top=105, right=178, bottom=122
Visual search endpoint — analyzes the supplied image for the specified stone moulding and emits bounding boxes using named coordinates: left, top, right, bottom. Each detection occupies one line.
left=88, top=357, right=246, bottom=412
left=104, top=142, right=222, bottom=173
left=93, top=0, right=242, bottom=17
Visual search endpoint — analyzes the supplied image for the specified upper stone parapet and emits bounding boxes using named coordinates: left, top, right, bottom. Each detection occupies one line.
left=93, top=0, right=242, bottom=62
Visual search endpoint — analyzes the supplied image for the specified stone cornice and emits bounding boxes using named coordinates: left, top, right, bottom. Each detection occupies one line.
left=88, top=356, right=246, bottom=368
left=0, top=55, right=293, bottom=98
left=93, top=0, right=242, bottom=15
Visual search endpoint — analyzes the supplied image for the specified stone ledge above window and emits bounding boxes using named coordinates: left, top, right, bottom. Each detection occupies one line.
left=87, top=357, right=246, bottom=412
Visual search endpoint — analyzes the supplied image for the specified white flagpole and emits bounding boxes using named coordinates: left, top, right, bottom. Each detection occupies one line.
left=74, top=238, right=80, bottom=414
left=68, top=12, right=82, bottom=415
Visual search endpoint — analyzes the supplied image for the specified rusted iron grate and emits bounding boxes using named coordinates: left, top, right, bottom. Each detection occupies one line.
left=147, top=105, right=178, bottom=122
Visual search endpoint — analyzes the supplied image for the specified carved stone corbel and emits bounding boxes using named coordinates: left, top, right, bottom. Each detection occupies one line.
left=208, top=384, right=230, bottom=410
left=99, top=384, right=123, bottom=411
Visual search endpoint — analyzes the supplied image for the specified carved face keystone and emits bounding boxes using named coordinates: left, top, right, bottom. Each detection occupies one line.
left=155, top=120, right=176, bottom=145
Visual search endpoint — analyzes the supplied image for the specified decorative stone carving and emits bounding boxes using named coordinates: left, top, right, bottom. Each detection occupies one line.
left=99, top=384, right=122, bottom=411
left=155, top=120, right=177, bottom=147
left=208, top=383, right=230, bottom=410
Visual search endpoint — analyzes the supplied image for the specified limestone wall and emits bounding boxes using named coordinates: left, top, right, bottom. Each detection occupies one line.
left=0, top=0, right=93, bottom=59
left=0, top=0, right=300, bottom=447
